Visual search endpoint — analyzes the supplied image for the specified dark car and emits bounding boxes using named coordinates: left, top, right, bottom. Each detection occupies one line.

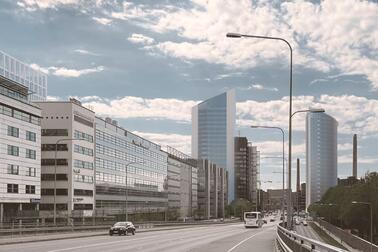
left=109, top=222, right=136, bottom=236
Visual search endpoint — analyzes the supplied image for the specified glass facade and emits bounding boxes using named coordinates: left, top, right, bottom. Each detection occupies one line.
left=192, top=90, right=235, bottom=202
left=95, top=118, right=168, bottom=217
left=306, top=112, right=338, bottom=209
left=0, top=50, right=47, bottom=101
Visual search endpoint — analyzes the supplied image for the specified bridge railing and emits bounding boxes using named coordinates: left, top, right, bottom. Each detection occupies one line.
left=276, top=224, right=348, bottom=252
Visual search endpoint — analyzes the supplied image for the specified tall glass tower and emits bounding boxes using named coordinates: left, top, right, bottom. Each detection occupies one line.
left=306, top=111, right=338, bottom=209
left=192, top=90, right=235, bottom=202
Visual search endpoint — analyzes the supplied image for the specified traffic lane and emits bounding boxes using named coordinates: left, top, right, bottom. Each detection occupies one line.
left=0, top=223, right=243, bottom=252
left=295, top=222, right=323, bottom=242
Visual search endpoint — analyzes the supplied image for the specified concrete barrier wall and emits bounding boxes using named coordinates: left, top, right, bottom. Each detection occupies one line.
left=317, top=218, right=378, bottom=252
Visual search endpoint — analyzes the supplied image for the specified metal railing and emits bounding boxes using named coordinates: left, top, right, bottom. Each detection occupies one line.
left=276, top=224, right=348, bottom=252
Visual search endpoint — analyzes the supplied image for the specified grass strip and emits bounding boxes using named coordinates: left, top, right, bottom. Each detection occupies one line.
left=309, top=222, right=347, bottom=250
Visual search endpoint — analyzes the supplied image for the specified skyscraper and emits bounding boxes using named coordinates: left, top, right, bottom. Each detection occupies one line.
left=192, top=90, right=235, bottom=202
left=353, top=134, right=357, bottom=178
left=0, top=50, right=47, bottom=101
left=306, top=111, right=338, bottom=209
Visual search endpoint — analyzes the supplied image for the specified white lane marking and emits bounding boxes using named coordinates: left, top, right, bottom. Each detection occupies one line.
left=226, top=227, right=274, bottom=252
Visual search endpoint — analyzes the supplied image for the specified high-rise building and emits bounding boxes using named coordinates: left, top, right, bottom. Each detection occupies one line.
left=0, top=73, right=42, bottom=225
left=192, top=90, right=235, bottom=202
left=36, top=99, right=95, bottom=223
left=0, top=50, right=47, bottom=101
left=234, top=137, right=259, bottom=206
left=94, top=117, right=168, bottom=220
left=306, top=111, right=338, bottom=209
left=166, top=146, right=197, bottom=220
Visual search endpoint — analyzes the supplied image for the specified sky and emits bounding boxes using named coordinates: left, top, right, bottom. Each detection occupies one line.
left=0, top=0, right=377, bottom=190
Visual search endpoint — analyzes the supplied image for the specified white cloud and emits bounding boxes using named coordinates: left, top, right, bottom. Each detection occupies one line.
left=92, top=17, right=112, bottom=26
left=132, top=131, right=191, bottom=155
left=74, top=49, right=99, bottom=56
left=127, top=33, right=155, bottom=45
left=30, top=63, right=104, bottom=77
left=17, top=0, right=80, bottom=10
left=245, top=84, right=278, bottom=92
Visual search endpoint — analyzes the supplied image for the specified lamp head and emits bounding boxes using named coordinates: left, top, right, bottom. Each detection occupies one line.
left=226, top=33, right=242, bottom=38
left=309, top=108, right=325, bottom=113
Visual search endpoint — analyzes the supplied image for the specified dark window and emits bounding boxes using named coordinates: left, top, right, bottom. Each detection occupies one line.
left=41, top=159, right=68, bottom=166
left=7, top=184, right=18, bottom=193
left=41, top=129, right=68, bottom=136
left=7, top=164, right=19, bottom=175
left=41, top=144, right=68, bottom=151
left=56, top=174, right=68, bottom=180
left=56, top=189, right=68, bottom=195
left=41, top=174, right=68, bottom=181
left=57, top=204, right=68, bottom=210
left=74, top=115, right=93, bottom=128
left=26, top=131, right=36, bottom=142
left=7, top=145, right=19, bottom=156
left=74, top=189, right=93, bottom=196
left=41, top=189, right=54, bottom=195
left=26, top=149, right=36, bottom=159
left=7, top=126, right=19, bottom=137
left=25, top=185, right=35, bottom=194
left=41, top=174, right=55, bottom=181
left=74, top=204, right=93, bottom=210
left=39, top=204, right=54, bottom=210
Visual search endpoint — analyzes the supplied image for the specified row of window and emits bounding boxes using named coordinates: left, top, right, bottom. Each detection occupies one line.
left=7, top=145, right=36, bottom=159
left=74, top=144, right=93, bottom=156
left=74, top=159, right=93, bottom=170
left=96, top=172, right=162, bottom=190
left=41, top=174, right=68, bottom=181
left=96, top=129, right=166, bottom=162
left=0, top=103, right=40, bottom=126
left=41, top=144, right=68, bottom=151
left=7, top=126, right=37, bottom=142
left=7, top=164, right=36, bottom=177
left=41, top=159, right=68, bottom=166
left=7, top=184, right=36, bottom=194
left=74, top=130, right=93, bottom=143
left=41, top=129, right=68, bottom=136
left=74, top=174, right=93, bottom=184
left=95, top=157, right=165, bottom=180
left=41, top=188, right=68, bottom=195
left=39, top=204, right=93, bottom=211
left=96, top=144, right=166, bottom=171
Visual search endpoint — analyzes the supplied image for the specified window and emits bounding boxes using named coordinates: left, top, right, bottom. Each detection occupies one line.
left=7, top=164, right=19, bottom=175
left=41, top=144, right=68, bottom=151
left=41, top=189, right=54, bottom=195
left=26, top=131, right=36, bottom=142
left=74, top=189, right=93, bottom=196
left=74, top=145, right=93, bottom=156
left=39, top=204, right=53, bottom=210
left=41, top=129, right=68, bottom=136
left=74, top=130, right=93, bottom=143
left=41, top=159, right=68, bottom=166
left=7, top=145, right=19, bottom=156
left=7, top=184, right=18, bottom=193
left=74, top=204, right=93, bottom=210
left=26, top=167, right=36, bottom=177
left=25, top=185, right=35, bottom=194
left=41, top=174, right=68, bottom=181
left=26, top=149, right=36, bottom=159
left=56, top=189, right=68, bottom=195
left=74, top=174, right=93, bottom=184
left=74, top=160, right=93, bottom=170
left=0, top=104, right=40, bottom=126
left=7, top=126, right=19, bottom=137
left=74, top=115, right=93, bottom=128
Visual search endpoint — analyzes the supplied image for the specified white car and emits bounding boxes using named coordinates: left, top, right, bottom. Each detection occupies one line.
left=302, top=220, right=308, bottom=226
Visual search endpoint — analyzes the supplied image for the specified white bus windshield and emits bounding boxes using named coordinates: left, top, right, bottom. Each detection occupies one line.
left=245, top=213, right=257, bottom=219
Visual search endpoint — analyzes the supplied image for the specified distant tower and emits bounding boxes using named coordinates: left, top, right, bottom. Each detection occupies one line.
left=353, top=134, right=357, bottom=178
left=296, top=158, right=300, bottom=193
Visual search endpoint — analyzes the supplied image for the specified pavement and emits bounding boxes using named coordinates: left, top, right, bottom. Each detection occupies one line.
left=0, top=221, right=279, bottom=252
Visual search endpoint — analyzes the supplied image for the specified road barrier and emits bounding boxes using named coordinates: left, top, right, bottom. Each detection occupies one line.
left=276, top=224, right=348, bottom=252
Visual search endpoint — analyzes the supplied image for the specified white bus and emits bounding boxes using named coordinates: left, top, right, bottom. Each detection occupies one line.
left=244, top=211, right=263, bottom=228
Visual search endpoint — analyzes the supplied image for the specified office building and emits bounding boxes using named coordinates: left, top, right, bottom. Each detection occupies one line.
left=298, top=183, right=306, bottom=212
left=234, top=137, right=259, bottom=205
left=95, top=117, right=168, bottom=220
left=306, top=111, right=338, bottom=209
left=0, top=50, right=47, bottom=101
left=166, top=146, right=197, bottom=220
left=197, top=159, right=228, bottom=219
left=36, top=99, right=95, bottom=223
left=192, top=90, right=235, bottom=202
left=0, top=73, right=42, bottom=224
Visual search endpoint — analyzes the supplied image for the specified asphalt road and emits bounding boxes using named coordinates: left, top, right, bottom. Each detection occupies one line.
left=0, top=221, right=278, bottom=252
left=294, top=222, right=324, bottom=242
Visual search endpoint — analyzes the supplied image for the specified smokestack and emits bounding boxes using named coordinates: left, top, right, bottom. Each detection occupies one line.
left=353, top=134, right=357, bottom=178
left=297, top=158, right=300, bottom=192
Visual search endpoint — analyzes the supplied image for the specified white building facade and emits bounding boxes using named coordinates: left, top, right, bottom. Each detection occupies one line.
left=36, top=99, right=95, bottom=223
left=192, top=90, right=235, bottom=202
left=0, top=75, right=41, bottom=224
left=306, top=111, right=338, bottom=209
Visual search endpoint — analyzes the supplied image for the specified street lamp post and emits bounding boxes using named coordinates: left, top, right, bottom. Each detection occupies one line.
left=53, top=138, right=86, bottom=226
left=250, top=126, right=285, bottom=220
left=352, top=201, right=374, bottom=252
left=228, top=32, right=293, bottom=228
left=125, top=162, right=144, bottom=222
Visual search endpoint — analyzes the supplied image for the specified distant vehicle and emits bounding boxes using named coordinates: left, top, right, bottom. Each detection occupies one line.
left=270, top=217, right=275, bottom=222
left=302, top=220, right=308, bottom=226
left=109, top=222, right=136, bottom=236
left=244, top=211, right=263, bottom=228
left=295, top=218, right=301, bottom=225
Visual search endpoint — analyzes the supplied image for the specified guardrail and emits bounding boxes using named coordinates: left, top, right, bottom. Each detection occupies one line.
left=276, top=224, right=348, bottom=252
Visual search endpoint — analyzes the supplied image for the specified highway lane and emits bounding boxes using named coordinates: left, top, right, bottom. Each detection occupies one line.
left=0, top=221, right=278, bottom=252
